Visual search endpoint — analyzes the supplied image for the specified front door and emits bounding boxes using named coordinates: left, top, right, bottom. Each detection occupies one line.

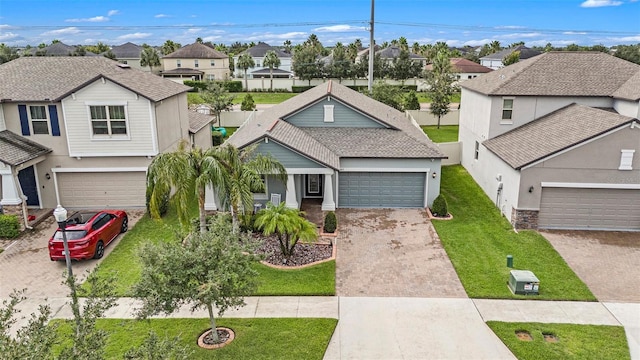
left=305, top=174, right=323, bottom=197
left=18, top=165, right=40, bottom=206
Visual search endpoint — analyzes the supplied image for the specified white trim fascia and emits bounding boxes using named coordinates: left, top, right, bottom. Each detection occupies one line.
left=32, top=165, right=43, bottom=209
left=541, top=182, right=640, bottom=190
left=283, top=96, right=392, bottom=129
left=148, top=99, right=159, bottom=153
left=84, top=101, right=128, bottom=106
left=340, top=167, right=431, bottom=173
left=423, top=172, right=429, bottom=208
left=285, top=168, right=333, bottom=175
left=61, top=101, right=73, bottom=157
left=514, top=207, right=541, bottom=211
left=260, top=137, right=336, bottom=170
left=68, top=152, right=157, bottom=157
left=52, top=167, right=148, bottom=173
left=521, top=123, right=632, bottom=170
left=0, top=104, right=6, bottom=131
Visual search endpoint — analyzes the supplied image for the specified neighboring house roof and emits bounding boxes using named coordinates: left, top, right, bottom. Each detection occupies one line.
left=42, top=42, right=77, bottom=56
left=250, top=68, right=292, bottom=75
left=0, top=56, right=191, bottom=102
left=161, top=68, right=204, bottom=75
left=462, top=52, right=640, bottom=97
left=163, top=42, right=227, bottom=59
left=449, top=58, right=493, bottom=73
left=241, top=42, right=289, bottom=58
left=611, top=69, right=640, bottom=101
left=188, top=111, right=213, bottom=133
left=0, top=130, right=52, bottom=166
left=483, top=104, right=636, bottom=169
left=227, top=81, right=445, bottom=168
left=479, top=45, right=541, bottom=61
left=109, top=42, right=144, bottom=58
left=376, top=46, right=424, bottom=60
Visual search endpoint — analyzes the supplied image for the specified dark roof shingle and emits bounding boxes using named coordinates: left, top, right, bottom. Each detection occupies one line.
left=0, top=130, right=52, bottom=166
left=188, top=111, right=213, bottom=133
left=241, top=42, right=290, bottom=58
left=163, top=42, right=227, bottom=59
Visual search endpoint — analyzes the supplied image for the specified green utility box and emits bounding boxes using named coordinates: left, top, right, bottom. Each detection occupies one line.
left=508, top=270, right=540, bottom=295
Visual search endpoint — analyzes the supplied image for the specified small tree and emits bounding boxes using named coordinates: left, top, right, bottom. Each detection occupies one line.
left=503, top=50, right=521, bottom=66
left=236, top=53, right=255, bottom=91
left=134, top=216, right=260, bottom=343
left=240, top=93, right=256, bottom=111
left=369, top=81, right=404, bottom=111
left=431, top=194, right=449, bottom=217
left=403, top=90, right=421, bottom=110
left=254, top=202, right=318, bottom=259
left=323, top=211, right=337, bottom=233
left=263, top=50, right=281, bottom=91
left=424, top=50, right=457, bottom=128
left=200, top=81, right=235, bottom=127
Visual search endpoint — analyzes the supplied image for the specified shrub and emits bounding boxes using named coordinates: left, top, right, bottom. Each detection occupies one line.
left=431, top=194, right=448, bottom=217
left=145, top=186, right=170, bottom=217
left=223, top=81, right=243, bottom=92
left=183, top=80, right=207, bottom=92
left=212, top=131, right=224, bottom=146
left=403, top=90, right=420, bottom=110
left=183, top=80, right=243, bottom=93
left=0, top=214, right=20, bottom=238
left=323, top=211, right=337, bottom=233
left=241, top=93, right=256, bottom=111
left=292, top=85, right=314, bottom=93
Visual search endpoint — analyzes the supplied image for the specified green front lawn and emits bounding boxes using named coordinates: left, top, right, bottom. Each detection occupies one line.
left=432, top=166, right=595, bottom=300
left=187, top=92, right=297, bottom=105
left=417, top=92, right=461, bottom=103
left=421, top=125, right=459, bottom=143
left=86, top=201, right=335, bottom=296
left=487, top=322, right=630, bottom=360
left=55, top=318, right=337, bottom=360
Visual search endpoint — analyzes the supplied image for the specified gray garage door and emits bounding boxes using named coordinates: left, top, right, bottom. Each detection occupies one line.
left=58, top=172, right=146, bottom=208
left=338, top=172, right=425, bottom=208
left=539, top=187, right=640, bottom=230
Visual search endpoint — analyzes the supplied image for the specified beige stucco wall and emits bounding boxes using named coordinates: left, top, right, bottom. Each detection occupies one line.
left=118, top=58, right=161, bottom=73
left=614, top=98, right=640, bottom=119
left=2, top=102, right=69, bottom=155
left=155, top=94, right=189, bottom=151
left=162, top=58, right=230, bottom=80
left=519, top=125, right=640, bottom=210
left=192, top=126, right=212, bottom=149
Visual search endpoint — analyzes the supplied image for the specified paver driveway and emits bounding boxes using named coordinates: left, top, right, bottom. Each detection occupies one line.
left=335, top=208, right=466, bottom=297
left=0, top=210, right=144, bottom=298
left=541, top=230, right=640, bottom=302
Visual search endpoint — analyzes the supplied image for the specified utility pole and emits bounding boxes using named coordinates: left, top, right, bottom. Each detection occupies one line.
left=368, top=0, right=375, bottom=92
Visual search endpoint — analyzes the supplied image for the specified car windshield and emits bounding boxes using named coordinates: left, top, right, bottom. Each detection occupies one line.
left=53, top=230, right=87, bottom=240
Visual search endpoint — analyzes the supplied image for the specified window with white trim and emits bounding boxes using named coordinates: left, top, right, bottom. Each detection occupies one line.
left=619, top=149, right=635, bottom=170
left=210, top=60, right=215, bottom=66
left=474, top=141, right=480, bottom=160
left=176, top=59, right=181, bottom=68
left=501, top=98, right=513, bottom=121
left=324, top=105, right=334, bottom=123
left=251, top=175, right=268, bottom=200
left=29, top=105, right=49, bottom=134
left=194, top=59, right=199, bottom=68
left=207, top=74, right=215, bottom=80
left=89, top=105, right=128, bottom=136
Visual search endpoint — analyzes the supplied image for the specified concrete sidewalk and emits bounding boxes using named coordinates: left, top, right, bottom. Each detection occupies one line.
left=5, top=296, right=639, bottom=360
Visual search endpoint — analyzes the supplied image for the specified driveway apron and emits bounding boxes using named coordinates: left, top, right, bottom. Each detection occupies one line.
left=336, top=209, right=466, bottom=298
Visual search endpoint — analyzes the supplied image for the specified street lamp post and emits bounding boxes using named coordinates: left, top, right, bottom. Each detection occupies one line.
left=53, top=204, right=81, bottom=334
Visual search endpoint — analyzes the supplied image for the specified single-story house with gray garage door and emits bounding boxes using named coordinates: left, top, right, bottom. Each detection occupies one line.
left=206, top=81, right=446, bottom=211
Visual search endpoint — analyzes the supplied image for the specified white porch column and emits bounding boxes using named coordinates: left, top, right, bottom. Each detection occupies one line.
left=322, top=172, right=336, bottom=211
left=285, top=174, right=299, bottom=209
left=0, top=163, right=22, bottom=206
left=204, top=185, right=218, bottom=211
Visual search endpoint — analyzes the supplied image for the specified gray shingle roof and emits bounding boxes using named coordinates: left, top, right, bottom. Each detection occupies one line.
left=109, top=42, right=144, bottom=58
left=0, top=130, right=52, bottom=166
left=241, top=42, right=290, bottom=58
left=161, top=68, right=204, bottom=75
left=479, top=45, right=541, bottom=61
left=483, top=104, right=635, bottom=169
left=188, top=111, right=213, bottom=133
left=42, top=42, right=77, bottom=56
left=462, top=52, right=640, bottom=97
left=163, top=42, right=227, bottom=59
left=0, top=56, right=190, bottom=102
left=612, top=69, right=640, bottom=101
left=226, top=81, right=445, bottom=165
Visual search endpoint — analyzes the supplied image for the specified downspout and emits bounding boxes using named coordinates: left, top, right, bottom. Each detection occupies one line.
left=11, top=168, right=33, bottom=230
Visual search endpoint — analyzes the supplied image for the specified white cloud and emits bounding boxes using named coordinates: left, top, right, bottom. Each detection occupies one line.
left=580, top=0, right=623, bottom=7
left=606, top=34, right=640, bottom=42
left=42, top=27, right=81, bottom=36
left=117, top=32, right=152, bottom=40
left=494, top=25, right=526, bottom=30
left=461, top=39, right=494, bottom=47
left=107, top=10, right=119, bottom=16
left=563, top=31, right=588, bottom=35
left=185, top=28, right=203, bottom=34
left=0, top=32, right=19, bottom=41
left=202, top=36, right=223, bottom=42
left=500, top=32, right=543, bottom=39
left=155, top=14, right=171, bottom=18
left=0, top=24, right=14, bottom=29
left=66, top=16, right=109, bottom=23
left=313, top=25, right=367, bottom=33
left=246, top=31, right=307, bottom=41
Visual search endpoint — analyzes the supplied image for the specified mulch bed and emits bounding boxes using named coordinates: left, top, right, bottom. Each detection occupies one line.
left=202, top=328, right=232, bottom=345
left=256, top=234, right=333, bottom=267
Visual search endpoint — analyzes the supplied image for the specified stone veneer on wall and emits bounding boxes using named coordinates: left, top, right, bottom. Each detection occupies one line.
left=2, top=204, right=25, bottom=232
left=511, top=208, right=539, bottom=230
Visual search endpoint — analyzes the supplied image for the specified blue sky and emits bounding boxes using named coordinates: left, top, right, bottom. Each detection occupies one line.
left=1, top=0, right=638, bottom=48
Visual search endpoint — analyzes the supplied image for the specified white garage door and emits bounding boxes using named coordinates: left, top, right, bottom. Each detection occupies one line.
left=539, top=187, right=640, bottom=230
left=58, top=172, right=146, bottom=208
left=338, top=172, right=426, bottom=208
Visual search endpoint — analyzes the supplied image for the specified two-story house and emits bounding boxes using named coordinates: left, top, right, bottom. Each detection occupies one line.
left=0, top=56, right=202, bottom=229
left=206, top=81, right=446, bottom=212
left=479, top=45, right=542, bottom=70
left=426, top=58, right=493, bottom=82
left=161, top=42, right=229, bottom=82
left=233, top=42, right=292, bottom=79
left=109, top=42, right=161, bottom=73
left=459, top=52, right=640, bottom=231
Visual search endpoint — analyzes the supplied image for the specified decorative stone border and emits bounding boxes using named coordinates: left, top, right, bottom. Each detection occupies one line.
left=197, top=327, right=235, bottom=349
left=260, top=237, right=337, bottom=270
left=426, top=207, right=454, bottom=221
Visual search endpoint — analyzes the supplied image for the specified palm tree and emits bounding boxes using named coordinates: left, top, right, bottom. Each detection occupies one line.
left=140, top=46, right=160, bottom=73
left=263, top=50, right=281, bottom=91
left=254, top=202, right=318, bottom=259
left=236, top=53, right=255, bottom=91
left=216, top=145, right=286, bottom=232
left=147, top=140, right=227, bottom=234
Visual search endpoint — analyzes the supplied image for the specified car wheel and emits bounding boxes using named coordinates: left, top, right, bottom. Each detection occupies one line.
left=94, top=241, right=104, bottom=259
left=121, top=216, right=128, bottom=233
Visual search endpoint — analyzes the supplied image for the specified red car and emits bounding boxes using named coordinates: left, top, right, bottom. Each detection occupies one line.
left=49, top=210, right=128, bottom=261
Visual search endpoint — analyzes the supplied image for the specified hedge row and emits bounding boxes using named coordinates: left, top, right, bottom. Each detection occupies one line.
left=183, top=80, right=243, bottom=93
left=0, top=214, right=20, bottom=238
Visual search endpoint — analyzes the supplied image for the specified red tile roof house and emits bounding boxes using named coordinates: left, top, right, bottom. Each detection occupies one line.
left=459, top=52, right=640, bottom=231
left=0, top=56, right=212, bottom=229
left=206, top=81, right=446, bottom=212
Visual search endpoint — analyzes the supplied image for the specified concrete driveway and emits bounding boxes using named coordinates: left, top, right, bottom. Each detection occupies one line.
left=0, top=210, right=144, bottom=298
left=541, top=230, right=640, bottom=302
left=335, top=208, right=466, bottom=298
